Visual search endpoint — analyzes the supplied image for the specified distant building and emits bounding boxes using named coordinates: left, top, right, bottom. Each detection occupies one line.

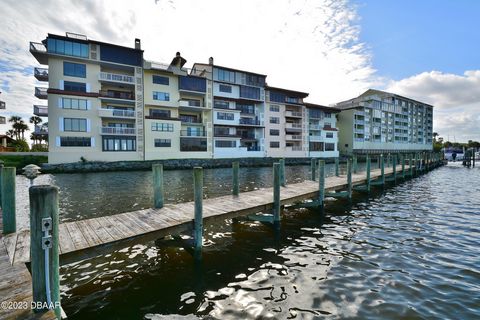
left=305, top=103, right=340, bottom=158
left=0, top=91, right=6, bottom=125
left=336, top=89, right=433, bottom=154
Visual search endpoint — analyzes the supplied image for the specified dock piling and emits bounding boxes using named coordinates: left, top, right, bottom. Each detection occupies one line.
left=0, top=162, right=3, bottom=209
left=366, top=154, right=371, bottom=192
left=353, top=154, right=358, bottom=174
left=193, top=167, right=203, bottom=258
left=410, top=153, right=414, bottom=177
left=273, top=163, right=281, bottom=223
left=1, top=167, right=16, bottom=234
left=318, top=160, right=325, bottom=206
left=279, top=158, right=286, bottom=187
left=393, top=153, right=397, bottom=182
left=380, top=154, right=385, bottom=186
left=347, top=157, right=353, bottom=199
left=29, top=185, right=61, bottom=318
left=310, top=158, right=316, bottom=181
left=153, top=164, right=164, bottom=209
left=401, top=154, right=405, bottom=179
left=232, top=161, right=239, bottom=196
left=335, top=157, right=339, bottom=177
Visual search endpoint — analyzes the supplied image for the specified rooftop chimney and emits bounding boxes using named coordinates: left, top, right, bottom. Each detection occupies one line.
left=135, top=38, right=141, bottom=50
left=209, top=57, right=214, bottom=65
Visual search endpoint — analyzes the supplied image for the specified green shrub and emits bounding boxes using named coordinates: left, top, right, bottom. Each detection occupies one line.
left=31, top=144, right=48, bottom=152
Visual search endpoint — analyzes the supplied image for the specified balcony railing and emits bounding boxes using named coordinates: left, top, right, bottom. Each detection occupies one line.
left=285, top=111, right=302, bottom=118
left=33, top=105, right=48, bottom=117
left=241, top=133, right=256, bottom=139
left=286, top=122, right=302, bottom=130
left=179, top=99, right=202, bottom=108
left=309, top=124, right=321, bottom=130
left=99, top=72, right=135, bottom=85
left=30, top=42, right=47, bottom=53
left=286, top=134, right=302, bottom=141
left=180, top=130, right=206, bottom=137
left=98, top=109, right=136, bottom=118
left=180, top=117, right=202, bottom=124
left=0, top=116, right=6, bottom=125
left=214, top=131, right=240, bottom=137
left=34, top=67, right=49, bottom=81
left=101, top=127, right=136, bottom=135
left=99, top=90, right=135, bottom=100
left=34, top=125, right=48, bottom=134
left=239, top=118, right=260, bottom=126
left=247, top=146, right=261, bottom=151
left=35, top=87, right=48, bottom=99
left=286, top=145, right=303, bottom=151
left=0, top=101, right=5, bottom=109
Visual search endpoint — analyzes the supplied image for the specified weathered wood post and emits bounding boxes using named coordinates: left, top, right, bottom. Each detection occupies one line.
left=366, top=154, right=371, bottom=192
left=29, top=185, right=61, bottom=318
left=401, top=153, right=406, bottom=179
left=273, top=163, right=281, bottom=224
left=387, top=153, right=390, bottom=168
left=193, top=167, right=203, bottom=258
left=473, top=150, right=476, bottom=167
left=310, top=158, right=316, bottom=181
left=279, top=158, right=286, bottom=187
left=353, top=154, right=358, bottom=174
left=153, top=164, right=164, bottom=208
left=1, top=167, right=16, bottom=234
left=380, top=154, right=385, bottom=186
left=335, top=157, right=339, bottom=177
left=318, top=160, right=325, bottom=207
left=0, top=162, right=3, bottom=209
left=347, top=157, right=353, bottom=200
left=232, top=161, right=239, bottom=196
left=393, top=153, right=397, bottom=182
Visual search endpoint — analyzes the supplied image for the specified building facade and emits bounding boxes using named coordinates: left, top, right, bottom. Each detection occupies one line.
left=336, top=89, right=433, bottom=154
left=29, top=33, right=356, bottom=164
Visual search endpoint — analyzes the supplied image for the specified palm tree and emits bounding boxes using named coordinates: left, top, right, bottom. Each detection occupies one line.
left=6, top=129, right=15, bottom=139
left=18, top=121, right=29, bottom=140
left=29, top=116, right=43, bottom=144
left=8, top=116, right=22, bottom=139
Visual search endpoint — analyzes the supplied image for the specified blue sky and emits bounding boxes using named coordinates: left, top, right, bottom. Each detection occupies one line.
left=356, top=0, right=480, bottom=80
left=0, top=0, right=479, bottom=142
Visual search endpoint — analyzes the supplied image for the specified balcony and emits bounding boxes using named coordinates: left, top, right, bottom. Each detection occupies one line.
left=34, top=125, right=48, bottom=135
left=240, top=132, right=256, bottom=140
left=30, top=42, right=48, bottom=64
left=100, top=127, right=136, bottom=135
left=309, top=124, right=321, bottom=130
left=33, top=105, right=48, bottom=117
left=99, top=90, right=135, bottom=104
left=0, top=101, right=5, bottom=109
left=214, top=130, right=240, bottom=137
left=309, top=135, right=323, bottom=142
left=247, top=146, right=261, bottom=151
left=35, top=87, right=48, bottom=99
left=179, top=99, right=203, bottom=110
left=34, top=67, right=49, bottom=81
left=180, top=130, right=206, bottom=137
left=286, top=145, right=303, bottom=152
left=98, top=108, right=136, bottom=119
left=239, top=118, right=261, bottom=126
left=179, top=75, right=206, bottom=94
left=180, top=116, right=202, bottom=124
left=285, top=110, right=302, bottom=118
left=286, top=122, right=302, bottom=130
left=286, top=134, right=302, bottom=141
left=0, top=116, right=5, bottom=125
left=99, top=72, right=135, bottom=85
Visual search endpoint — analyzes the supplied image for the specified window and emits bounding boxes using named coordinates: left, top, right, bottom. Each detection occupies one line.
left=214, top=100, right=230, bottom=109
left=153, top=91, right=170, bottom=101
left=154, top=139, right=171, bottom=147
left=270, top=129, right=280, bottom=136
left=324, top=122, right=332, bottom=128
left=152, top=75, right=169, bottom=85
left=309, top=109, right=322, bottom=119
left=270, top=117, right=280, bottom=124
left=270, top=91, right=285, bottom=103
left=269, top=105, right=280, bottom=112
left=286, top=97, right=299, bottom=104
left=64, top=118, right=87, bottom=132
left=60, top=137, right=91, bottom=147
left=47, top=38, right=89, bottom=58
left=217, top=68, right=235, bottom=83
left=324, top=112, right=332, bottom=118
left=64, top=81, right=86, bottom=92
left=102, top=136, right=136, bottom=151
left=245, top=74, right=265, bottom=87
left=149, top=109, right=171, bottom=119
left=151, top=122, right=174, bottom=132
left=309, top=142, right=324, bottom=151
left=217, top=112, right=234, bottom=120
left=326, top=132, right=334, bottom=138
left=325, top=143, right=335, bottom=151
left=237, top=104, right=254, bottom=114
left=240, top=85, right=260, bottom=100
left=62, top=98, right=87, bottom=110
left=180, top=138, right=207, bottom=151
left=215, top=140, right=236, bottom=148
left=63, top=62, right=86, bottom=78
left=219, top=84, right=232, bottom=93
left=179, top=76, right=206, bottom=92
left=270, top=141, right=280, bottom=148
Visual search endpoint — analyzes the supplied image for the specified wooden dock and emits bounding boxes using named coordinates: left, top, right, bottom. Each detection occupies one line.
left=0, top=219, right=56, bottom=320
left=4, top=165, right=409, bottom=266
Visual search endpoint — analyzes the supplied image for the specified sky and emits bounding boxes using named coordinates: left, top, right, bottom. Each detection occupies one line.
left=0, top=0, right=478, bottom=142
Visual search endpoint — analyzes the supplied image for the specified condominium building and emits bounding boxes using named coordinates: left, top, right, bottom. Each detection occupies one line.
left=336, top=89, right=433, bottom=154
left=192, top=59, right=266, bottom=158
left=29, top=32, right=342, bottom=163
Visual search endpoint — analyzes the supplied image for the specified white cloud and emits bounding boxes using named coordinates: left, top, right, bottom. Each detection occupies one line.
left=387, top=70, right=480, bottom=142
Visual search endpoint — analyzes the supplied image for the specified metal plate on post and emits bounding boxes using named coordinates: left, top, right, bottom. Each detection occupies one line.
left=42, top=217, right=52, bottom=232
left=42, top=236, right=52, bottom=250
